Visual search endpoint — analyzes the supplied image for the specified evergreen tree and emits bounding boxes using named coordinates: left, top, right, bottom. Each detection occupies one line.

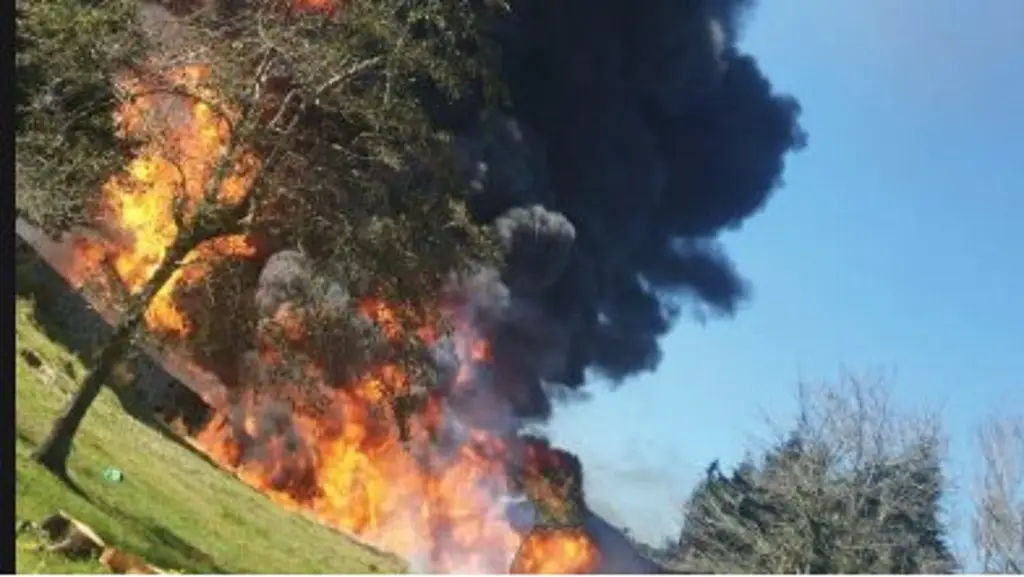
left=673, top=375, right=957, bottom=574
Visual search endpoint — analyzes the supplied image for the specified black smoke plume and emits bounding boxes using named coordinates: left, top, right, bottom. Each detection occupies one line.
left=443, top=0, right=806, bottom=422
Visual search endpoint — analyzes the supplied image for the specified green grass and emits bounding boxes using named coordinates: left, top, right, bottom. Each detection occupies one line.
left=14, top=297, right=408, bottom=574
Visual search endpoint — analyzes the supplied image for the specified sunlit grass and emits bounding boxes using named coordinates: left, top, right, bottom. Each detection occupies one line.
left=14, top=297, right=407, bottom=574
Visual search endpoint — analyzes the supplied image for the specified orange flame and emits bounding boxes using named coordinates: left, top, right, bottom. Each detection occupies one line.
left=512, top=527, right=601, bottom=574
left=192, top=340, right=521, bottom=572
left=191, top=300, right=600, bottom=573
left=65, top=64, right=259, bottom=336
left=292, top=0, right=336, bottom=14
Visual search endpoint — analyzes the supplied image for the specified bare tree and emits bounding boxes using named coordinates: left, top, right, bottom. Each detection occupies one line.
left=675, top=371, right=957, bottom=574
left=972, top=413, right=1024, bottom=574
left=19, top=0, right=506, bottom=478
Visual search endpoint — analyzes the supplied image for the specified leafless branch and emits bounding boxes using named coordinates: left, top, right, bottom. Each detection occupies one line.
left=313, top=55, right=385, bottom=104
left=972, top=414, right=1024, bottom=574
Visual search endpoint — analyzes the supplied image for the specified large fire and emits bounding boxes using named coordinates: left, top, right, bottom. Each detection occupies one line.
left=70, top=64, right=259, bottom=338
left=54, top=17, right=602, bottom=575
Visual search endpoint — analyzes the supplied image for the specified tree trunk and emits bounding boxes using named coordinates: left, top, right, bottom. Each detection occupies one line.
left=31, top=237, right=195, bottom=478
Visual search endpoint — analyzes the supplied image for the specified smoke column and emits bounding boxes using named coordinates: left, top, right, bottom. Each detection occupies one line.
left=227, top=2, right=805, bottom=569
left=438, top=0, right=807, bottom=422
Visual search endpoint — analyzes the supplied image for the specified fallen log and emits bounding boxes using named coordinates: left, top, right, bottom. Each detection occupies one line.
left=99, top=546, right=165, bottom=574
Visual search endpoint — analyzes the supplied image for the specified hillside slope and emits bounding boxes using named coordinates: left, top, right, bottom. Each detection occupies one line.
left=14, top=298, right=407, bottom=574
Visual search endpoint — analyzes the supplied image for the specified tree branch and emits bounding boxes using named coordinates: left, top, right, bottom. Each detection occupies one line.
left=313, top=55, right=384, bottom=105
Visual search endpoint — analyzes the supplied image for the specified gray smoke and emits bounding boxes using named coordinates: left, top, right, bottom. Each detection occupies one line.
left=254, top=249, right=353, bottom=320
left=494, top=205, right=576, bottom=294
left=253, top=249, right=312, bottom=319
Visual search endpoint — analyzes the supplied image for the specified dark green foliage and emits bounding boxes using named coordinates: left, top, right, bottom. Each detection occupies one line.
left=15, top=0, right=148, bottom=233
left=163, top=0, right=509, bottom=398
left=203, top=0, right=507, bottom=303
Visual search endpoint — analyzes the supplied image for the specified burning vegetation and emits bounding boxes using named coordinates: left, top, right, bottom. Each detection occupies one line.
left=39, top=52, right=604, bottom=573
left=80, top=64, right=260, bottom=337
left=17, top=0, right=804, bottom=572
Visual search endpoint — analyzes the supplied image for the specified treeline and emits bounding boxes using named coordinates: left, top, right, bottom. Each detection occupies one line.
left=633, top=374, right=1023, bottom=574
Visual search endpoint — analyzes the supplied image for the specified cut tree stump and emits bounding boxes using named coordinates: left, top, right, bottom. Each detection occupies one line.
left=37, top=511, right=166, bottom=574
left=39, top=511, right=106, bottom=559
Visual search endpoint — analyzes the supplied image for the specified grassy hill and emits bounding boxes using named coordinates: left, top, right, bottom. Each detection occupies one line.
left=14, top=297, right=407, bottom=574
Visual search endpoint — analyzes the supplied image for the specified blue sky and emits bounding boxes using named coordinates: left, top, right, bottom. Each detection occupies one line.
left=545, top=0, right=1024, bottom=552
